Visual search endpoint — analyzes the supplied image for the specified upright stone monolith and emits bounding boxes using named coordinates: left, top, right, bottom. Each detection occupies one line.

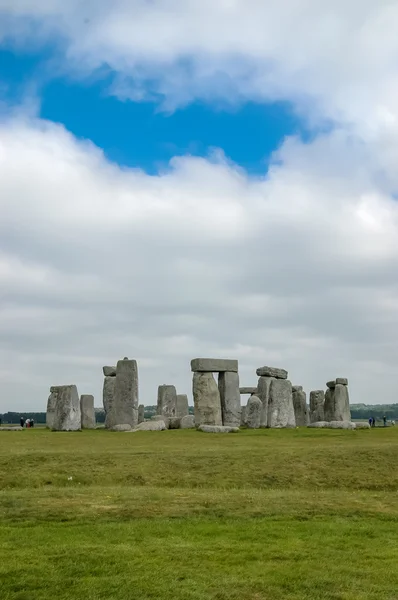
left=157, top=385, right=178, bottom=418
left=49, top=385, right=81, bottom=431
left=245, top=395, right=262, bottom=429
left=103, top=376, right=116, bottom=429
left=268, top=379, right=295, bottom=428
left=176, top=394, right=189, bottom=418
left=46, top=388, right=59, bottom=429
left=138, top=404, right=145, bottom=424
left=80, top=394, right=95, bottom=429
left=218, top=371, right=241, bottom=427
left=310, top=390, right=325, bottom=423
left=333, top=382, right=351, bottom=421
left=193, top=372, right=222, bottom=427
left=257, top=376, right=274, bottom=428
left=324, top=387, right=335, bottom=422
left=292, top=389, right=309, bottom=426
left=106, top=358, right=139, bottom=429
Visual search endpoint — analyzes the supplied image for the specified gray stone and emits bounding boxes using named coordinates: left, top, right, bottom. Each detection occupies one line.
left=239, top=387, right=257, bottom=395
left=168, top=417, right=181, bottom=429
left=292, top=390, right=309, bottom=426
left=107, top=358, right=139, bottom=429
left=49, top=385, right=81, bottom=431
left=103, top=376, right=116, bottom=429
left=180, top=415, right=195, bottom=429
left=324, top=388, right=335, bottom=421
left=309, top=390, right=325, bottom=423
left=257, top=376, right=274, bottom=428
left=245, top=395, right=262, bottom=429
left=198, top=425, right=239, bottom=433
left=0, top=427, right=23, bottom=431
left=240, top=405, right=247, bottom=426
left=80, top=394, right=96, bottom=429
left=190, top=358, right=238, bottom=373
left=355, top=421, right=371, bottom=429
left=268, top=379, right=295, bottom=428
left=256, top=366, right=288, bottom=379
left=46, top=387, right=59, bottom=429
left=292, top=385, right=303, bottom=392
left=307, top=421, right=329, bottom=428
left=110, top=424, right=132, bottom=432
left=328, top=420, right=355, bottom=430
left=326, top=380, right=336, bottom=389
left=176, top=394, right=189, bottom=418
left=152, top=414, right=170, bottom=428
left=131, top=420, right=167, bottom=432
left=333, top=384, right=351, bottom=421
left=218, top=371, right=241, bottom=427
left=193, top=372, right=222, bottom=427
left=138, top=404, right=145, bottom=424
left=336, top=377, right=348, bottom=385
left=157, top=385, right=177, bottom=418
left=103, top=366, right=116, bottom=377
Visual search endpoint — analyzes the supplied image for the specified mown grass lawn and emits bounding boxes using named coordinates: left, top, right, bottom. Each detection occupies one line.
left=0, top=427, right=397, bottom=599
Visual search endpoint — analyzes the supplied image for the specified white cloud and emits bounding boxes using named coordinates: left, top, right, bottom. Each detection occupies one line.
left=1, top=115, right=398, bottom=410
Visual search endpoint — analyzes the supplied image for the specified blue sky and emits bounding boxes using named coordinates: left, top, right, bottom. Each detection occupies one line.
left=1, top=47, right=304, bottom=174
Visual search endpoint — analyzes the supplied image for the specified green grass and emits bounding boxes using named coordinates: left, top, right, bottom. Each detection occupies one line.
left=1, top=428, right=398, bottom=599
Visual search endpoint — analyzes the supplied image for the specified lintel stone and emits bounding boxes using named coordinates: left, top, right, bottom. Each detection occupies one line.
left=239, top=387, right=257, bottom=395
left=191, top=358, right=238, bottom=373
left=256, top=366, right=288, bottom=379
left=336, top=377, right=348, bottom=385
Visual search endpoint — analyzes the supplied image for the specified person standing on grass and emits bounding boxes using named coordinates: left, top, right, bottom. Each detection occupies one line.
left=368, top=417, right=372, bottom=427
left=372, top=417, right=376, bottom=427
left=20, top=416, right=25, bottom=428
left=383, top=415, right=387, bottom=427
left=31, top=419, right=34, bottom=428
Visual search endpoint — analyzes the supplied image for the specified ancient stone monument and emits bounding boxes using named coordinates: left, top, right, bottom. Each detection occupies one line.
left=255, top=365, right=295, bottom=428
left=191, top=358, right=240, bottom=428
left=292, top=387, right=309, bottom=426
left=245, top=394, right=262, bottom=428
left=47, top=385, right=81, bottom=431
left=180, top=415, right=195, bottom=429
left=324, top=378, right=351, bottom=422
left=138, top=404, right=145, bottom=423
left=176, top=394, right=189, bottom=418
left=103, top=358, right=139, bottom=429
left=157, top=385, right=177, bottom=418
left=80, top=394, right=95, bottom=429
left=310, top=390, right=325, bottom=423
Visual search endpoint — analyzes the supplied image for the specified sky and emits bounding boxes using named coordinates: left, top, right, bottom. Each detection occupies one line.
left=1, top=1, right=398, bottom=411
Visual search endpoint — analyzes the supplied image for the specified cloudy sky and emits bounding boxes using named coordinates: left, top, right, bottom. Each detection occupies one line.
left=1, top=1, right=398, bottom=412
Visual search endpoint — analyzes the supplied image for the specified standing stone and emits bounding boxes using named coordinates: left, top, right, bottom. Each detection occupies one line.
left=107, top=358, right=139, bottom=429
left=50, top=385, right=81, bottom=431
left=292, top=389, right=309, bottom=427
left=256, top=366, right=288, bottom=379
left=240, top=405, right=247, bottom=426
left=180, top=415, right=195, bottom=429
left=310, top=390, right=325, bottom=423
left=268, top=379, right=295, bottom=428
left=157, top=385, right=177, bottom=418
left=193, top=372, right=222, bottom=427
left=176, top=394, right=189, bottom=418
left=257, top=376, right=275, bottom=428
left=46, top=387, right=59, bottom=429
left=333, top=383, right=351, bottom=421
left=138, top=404, right=145, bottom=424
left=80, top=394, right=95, bottom=429
left=103, top=376, right=116, bottom=429
left=218, top=371, right=241, bottom=427
left=245, top=395, right=262, bottom=429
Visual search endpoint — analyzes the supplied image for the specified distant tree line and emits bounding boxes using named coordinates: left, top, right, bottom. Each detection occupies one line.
left=350, top=404, right=398, bottom=421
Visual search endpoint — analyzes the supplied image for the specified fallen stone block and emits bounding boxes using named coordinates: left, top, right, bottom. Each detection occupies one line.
left=0, top=427, right=23, bottom=431
left=110, top=424, right=132, bottom=432
left=307, top=421, right=329, bottom=428
left=328, top=420, right=356, bottom=430
left=131, top=420, right=167, bottom=432
left=256, top=366, right=288, bottom=379
left=103, top=366, right=116, bottom=377
left=168, top=417, right=181, bottom=429
left=239, top=387, right=257, bottom=395
left=152, top=414, right=170, bottom=428
left=180, top=415, right=195, bottom=429
left=191, top=358, right=238, bottom=372
left=355, top=421, right=371, bottom=429
left=198, top=425, right=239, bottom=433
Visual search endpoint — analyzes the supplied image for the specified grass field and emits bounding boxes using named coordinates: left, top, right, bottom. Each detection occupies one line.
left=1, top=427, right=398, bottom=600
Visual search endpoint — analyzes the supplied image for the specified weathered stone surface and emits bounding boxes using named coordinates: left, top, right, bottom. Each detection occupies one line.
left=240, top=405, right=247, bottom=426
left=324, top=388, right=334, bottom=421
left=46, top=387, right=59, bottom=429
left=239, top=387, right=257, bottom=395
left=131, top=420, right=167, bottom=432
left=176, top=394, right=189, bottom=418
left=293, top=390, right=309, bottom=426
left=108, top=358, right=139, bottom=429
left=103, top=376, right=116, bottom=429
left=256, top=366, right=288, bottom=379
left=218, top=371, right=241, bottom=427
left=168, top=417, right=181, bottom=429
left=307, top=421, right=329, bottom=428
left=103, top=366, right=116, bottom=377
left=198, top=425, right=239, bottom=433
left=152, top=414, right=170, bottom=428
left=245, top=395, right=262, bottom=429
left=355, top=421, right=371, bottom=429
left=138, top=404, right=145, bottom=424
left=329, top=420, right=355, bottom=430
left=333, top=384, right=351, bottom=421
left=191, top=358, right=238, bottom=373
left=180, top=415, right=195, bottom=429
left=193, top=372, right=222, bottom=426
left=268, top=380, right=295, bottom=428
left=157, top=385, right=177, bottom=418
left=0, top=427, right=23, bottom=431
left=336, top=377, right=348, bottom=385
left=326, top=380, right=336, bottom=389
left=257, top=376, right=274, bottom=427
left=292, top=385, right=303, bottom=392
left=110, top=424, right=132, bottom=432
left=49, top=385, right=81, bottom=431
left=80, top=394, right=95, bottom=429
left=309, top=390, right=325, bottom=423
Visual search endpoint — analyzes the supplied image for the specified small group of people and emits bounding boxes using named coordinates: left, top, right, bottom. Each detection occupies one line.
left=20, top=417, right=34, bottom=428
left=368, top=416, right=395, bottom=427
